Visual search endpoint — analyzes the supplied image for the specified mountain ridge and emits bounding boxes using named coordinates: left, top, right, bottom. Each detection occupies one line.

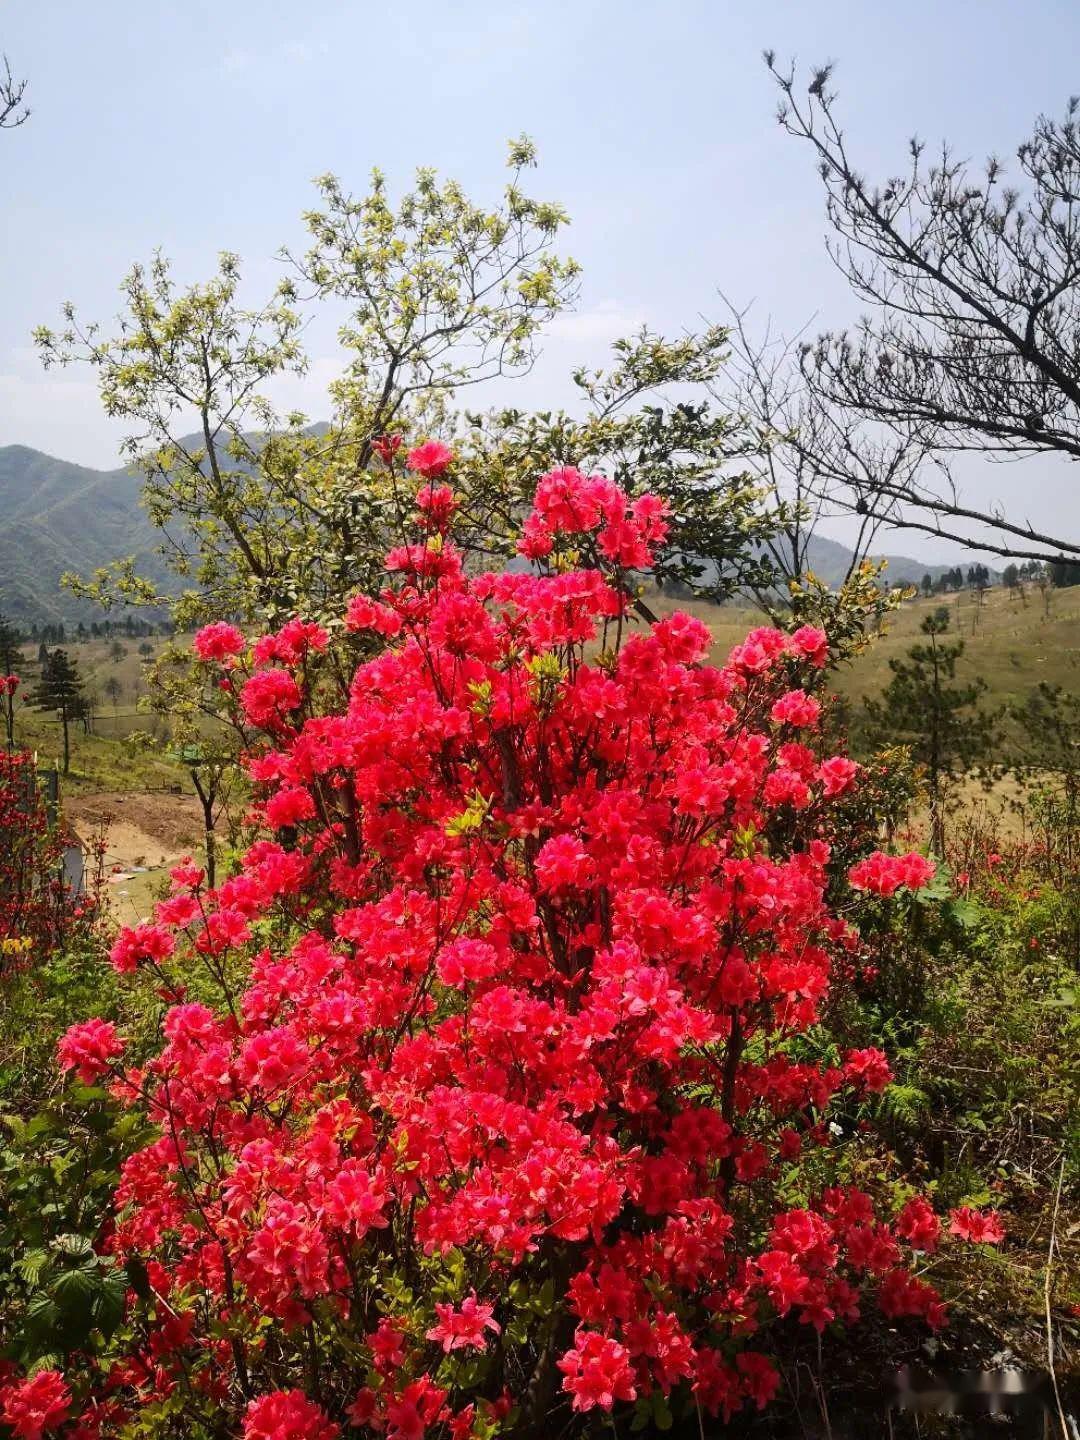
left=0, top=441, right=981, bottom=625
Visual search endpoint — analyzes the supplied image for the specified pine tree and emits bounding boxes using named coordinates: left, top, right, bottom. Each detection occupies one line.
left=864, top=608, right=999, bottom=851
left=29, top=649, right=85, bottom=774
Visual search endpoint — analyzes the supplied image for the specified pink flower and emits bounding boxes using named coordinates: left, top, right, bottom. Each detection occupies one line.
left=193, top=622, right=246, bottom=662
left=57, top=1018, right=124, bottom=1084
left=557, top=1329, right=637, bottom=1412
left=788, top=625, right=829, bottom=667
left=948, top=1206, right=1005, bottom=1244
left=416, top=483, right=458, bottom=531
left=844, top=1047, right=892, bottom=1093
left=534, top=833, right=595, bottom=892
left=265, top=785, right=317, bottom=830
left=895, top=1196, right=942, bottom=1253
left=242, top=1390, right=339, bottom=1440
left=373, top=434, right=403, bottom=464
left=817, top=756, right=860, bottom=796
left=770, top=689, right=821, bottom=728
left=848, top=851, right=935, bottom=897
left=406, top=440, right=454, bottom=478
left=0, top=1371, right=71, bottom=1440
left=344, top=594, right=403, bottom=636
left=241, top=668, right=303, bottom=728
left=426, top=1292, right=501, bottom=1353
left=253, top=619, right=329, bottom=668
left=109, top=921, right=175, bottom=974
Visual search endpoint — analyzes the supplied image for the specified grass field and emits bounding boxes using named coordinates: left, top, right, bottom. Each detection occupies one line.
left=650, top=581, right=1080, bottom=720
left=10, top=634, right=183, bottom=794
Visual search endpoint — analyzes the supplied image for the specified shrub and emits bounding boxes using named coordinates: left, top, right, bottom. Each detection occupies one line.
left=0, top=752, right=71, bottom=967
left=34, top=458, right=993, bottom=1439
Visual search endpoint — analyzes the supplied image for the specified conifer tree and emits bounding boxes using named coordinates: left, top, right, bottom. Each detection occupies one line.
left=29, top=649, right=84, bottom=773
left=864, top=608, right=998, bottom=850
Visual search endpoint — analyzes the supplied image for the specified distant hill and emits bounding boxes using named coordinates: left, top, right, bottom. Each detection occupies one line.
left=0, top=439, right=984, bottom=626
left=0, top=445, right=172, bottom=626
left=798, top=533, right=974, bottom=589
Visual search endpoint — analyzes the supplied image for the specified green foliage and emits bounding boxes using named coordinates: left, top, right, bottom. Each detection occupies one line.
left=0, top=1087, right=150, bottom=1370
left=35, top=144, right=578, bottom=632
left=863, top=607, right=1000, bottom=848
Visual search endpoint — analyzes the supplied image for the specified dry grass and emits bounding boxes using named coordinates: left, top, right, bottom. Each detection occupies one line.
left=647, top=582, right=1080, bottom=720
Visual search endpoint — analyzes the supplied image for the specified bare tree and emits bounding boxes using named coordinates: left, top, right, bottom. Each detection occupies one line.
left=714, top=297, right=937, bottom=607
left=766, top=53, right=1080, bottom=563
left=0, top=55, right=29, bottom=130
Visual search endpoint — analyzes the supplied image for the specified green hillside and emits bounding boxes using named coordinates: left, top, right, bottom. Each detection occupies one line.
left=0, top=445, right=172, bottom=625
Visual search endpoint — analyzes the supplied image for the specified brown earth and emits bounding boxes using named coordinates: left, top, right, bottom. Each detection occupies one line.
left=64, top=791, right=206, bottom=923
left=64, top=791, right=204, bottom=864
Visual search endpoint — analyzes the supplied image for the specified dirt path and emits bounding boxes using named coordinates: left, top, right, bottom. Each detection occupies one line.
left=64, top=791, right=205, bottom=923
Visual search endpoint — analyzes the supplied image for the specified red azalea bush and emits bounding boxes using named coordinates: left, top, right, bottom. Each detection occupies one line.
left=33, top=458, right=1002, bottom=1439
left=0, top=750, right=78, bottom=972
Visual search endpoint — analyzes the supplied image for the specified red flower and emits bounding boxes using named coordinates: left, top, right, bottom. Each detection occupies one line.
left=242, top=1390, right=339, bottom=1440
left=109, top=921, right=175, bottom=974
left=193, top=622, right=245, bottom=662
left=0, top=1370, right=71, bottom=1440
left=373, top=433, right=403, bottom=464
left=426, top=1292, right=500, bottom=1353
left=895, top=1196, right=942, bottom=1253
left=406, top=440, right=454, bottom=478
left=948, top=1206, right=1005, bottom=1244
left=848, top=851, right=935, bottom=897
left=57, top=1018, right=124, bottom=1083
left=557, top=1329, right=637, bottom=1412
left=54, top=466, right=957, bottom=1434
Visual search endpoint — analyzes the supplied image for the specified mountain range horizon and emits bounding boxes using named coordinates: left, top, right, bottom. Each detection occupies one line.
left=0, top=438, right=994, bottom=627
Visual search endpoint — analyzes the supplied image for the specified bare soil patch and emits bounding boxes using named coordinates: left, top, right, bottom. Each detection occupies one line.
left=64, top=791, right=205, bottom=923
left=64, top=791, right=203, bottom=866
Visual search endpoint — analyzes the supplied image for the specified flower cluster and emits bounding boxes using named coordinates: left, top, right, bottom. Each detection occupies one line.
left=0, top=750, right=91, bottom=972
left=0, top=1370, right=71, bottom=1440
left=49, top=460, right=967, bottom=1437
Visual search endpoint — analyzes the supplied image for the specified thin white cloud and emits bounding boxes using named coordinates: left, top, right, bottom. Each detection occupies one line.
left=545, top=302, right=647, bottom=346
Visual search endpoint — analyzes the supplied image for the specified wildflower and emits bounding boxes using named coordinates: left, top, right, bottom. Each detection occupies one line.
left=406, top=440, right=454, bottom=478
left=193, top=622, right=246, bottom=662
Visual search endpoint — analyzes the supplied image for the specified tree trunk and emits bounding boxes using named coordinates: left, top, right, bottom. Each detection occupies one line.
left=191, top=770, right=217, bottom=889
left=61, top=709, right=70, bottom=774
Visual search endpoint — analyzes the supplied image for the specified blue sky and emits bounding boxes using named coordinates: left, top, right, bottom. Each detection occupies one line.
left=3, top=0, right=1078, bottom=559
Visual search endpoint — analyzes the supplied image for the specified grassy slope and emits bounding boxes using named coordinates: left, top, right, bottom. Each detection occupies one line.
left=650, top=583, right=1080, bottom=720
left=11, top=635, right=183, bottom=795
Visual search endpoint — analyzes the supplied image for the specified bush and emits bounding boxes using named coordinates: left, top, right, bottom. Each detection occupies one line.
left=25, top=456, right=995, bottom=1440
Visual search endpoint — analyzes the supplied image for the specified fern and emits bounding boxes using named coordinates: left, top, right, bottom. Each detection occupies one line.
left=880, top=1082, right=932, bottom=1130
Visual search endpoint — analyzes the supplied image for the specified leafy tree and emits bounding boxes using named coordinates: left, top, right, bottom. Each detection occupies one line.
left=107, top=641, right=126, bottom=664
left=1050, top=558, right=1080, bottom=588
left=767, top=55, right=1080, bottom=565
left=921, top=573, right=933, bottom=597
left=103, top=676, right=122, bottom=709
left=863, top=607, right=999, bottom=850
left=28, top=650, right=85, bottom=774
left=137, top=641, right=153, bottom=659
left=35, top=141, right=579, bottom=631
